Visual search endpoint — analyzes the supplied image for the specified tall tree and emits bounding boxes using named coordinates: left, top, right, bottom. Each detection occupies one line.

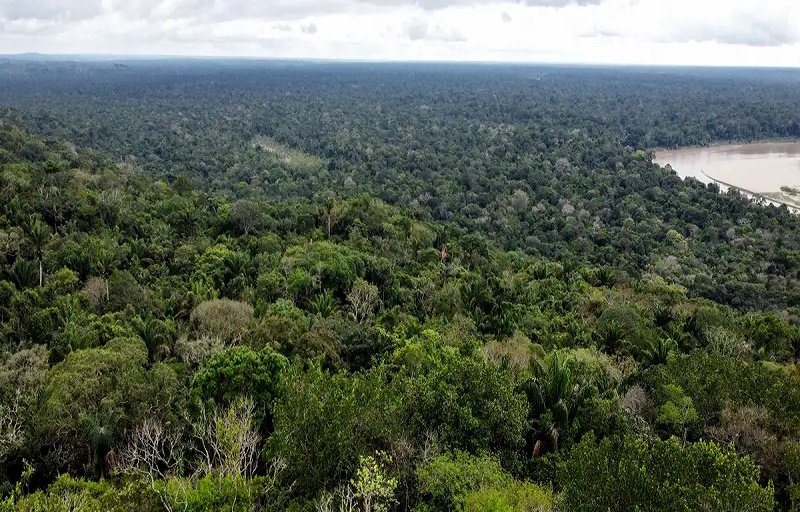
left=24, top=216, right=51, bottom=288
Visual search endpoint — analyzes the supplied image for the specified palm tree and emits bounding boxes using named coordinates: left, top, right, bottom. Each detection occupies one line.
left=127, top=237, right=147, bottom=262
left=225, top=251, right=253, bottom=298
left=189, top=276, right=218, bottom=306
left=559, top=259, right=577, bottom=282
left=640, top=337, right=678, bottom=368
left=790, top=334, right=800, bottom=364
left=133, top=316, right=169, bottom=363
left=531, top=264, right=550, bottom=280
left=651, top=303, right=673, bottom=329
left=681, top=313, right=700, bottom=339
left=225, top=251, right=251, bottom=281
left=7, top=258, right=38, bottom=290
left=309, top=289, right=338, bottom=318
left=595, top=320, right=627, bottom=354
left=80, top=407, right=123, bottom=478
left=24, top=216, right=51, bottom=287
left=594, top=267, right=616, bottom=288
left=93, top=249, right=117, bottom=302
left=665, top=322, right=694, bottom=352
left=519, top=352, right=590, bottom=455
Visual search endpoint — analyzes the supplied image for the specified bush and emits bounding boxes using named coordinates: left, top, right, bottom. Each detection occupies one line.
left=31, top=338, right=184, bottom=478
left=266, top=364, right=403, bottom=498
left=402, top=350, right=529, bottom=468
left=417, top=452, right=553, bottom=512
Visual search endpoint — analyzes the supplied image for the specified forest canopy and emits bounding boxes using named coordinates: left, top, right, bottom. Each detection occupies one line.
left=0, top=60, right=800, bottom=511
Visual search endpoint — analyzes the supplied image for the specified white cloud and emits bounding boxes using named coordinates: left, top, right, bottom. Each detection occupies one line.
left=0, top=0, right=798, bottom=66
left=0, top=0, right=103, bottom=21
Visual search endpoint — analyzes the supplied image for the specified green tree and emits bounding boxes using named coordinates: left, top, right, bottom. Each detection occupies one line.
left=190, top=299, right=254, bottom=345
left=402, top=348, right=528, bottom=467
left=417, top=451, right=512, bottom=511
left=519, top=352, right=590, bottom=455
left=132, top=316, right=171, bottom=363
left=561, top=433, right=774, bottom=512
left=2, top=474, right=159, bottom=512
left=267, top=364, right=403, bottom=498
left=462, top=481, right=554, bottom=512
left=656, top=384, right=699, bottom=442
left=31, top=338, right=184, bottom=478
left=783, top=441, right=800, bottom=511
left=23, top=216, right=51, bottom=288
left=351, top=451, right=398, bottom=512
left=229, top=199, right=264, bottom=236
left=347, top=278, right=380, bottom=323
left=191, top=346, right=287, bottom=428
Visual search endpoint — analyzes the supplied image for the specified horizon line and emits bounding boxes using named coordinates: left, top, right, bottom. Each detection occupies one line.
left=1, top=52, right=798, bottom=70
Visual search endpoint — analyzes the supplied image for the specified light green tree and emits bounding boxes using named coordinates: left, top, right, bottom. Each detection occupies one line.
left=351, top=451, right=398, bottom=512
left=657, top=384, right=698, bottom=443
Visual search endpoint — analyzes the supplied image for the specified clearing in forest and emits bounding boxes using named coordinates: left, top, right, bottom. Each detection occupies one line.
left=251, top=135, right=326, bottom=171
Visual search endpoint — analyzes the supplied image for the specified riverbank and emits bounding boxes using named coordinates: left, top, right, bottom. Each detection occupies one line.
left=652, top=137, right=800, bottom=153
left=699, top=170, right=800, bottom=212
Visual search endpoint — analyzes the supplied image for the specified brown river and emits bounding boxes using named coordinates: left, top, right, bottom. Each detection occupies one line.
left=654, top=142, right=800, bottom=209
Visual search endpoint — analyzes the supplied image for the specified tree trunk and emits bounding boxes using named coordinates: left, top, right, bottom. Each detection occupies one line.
left=38, top=259, right=43, bottom=287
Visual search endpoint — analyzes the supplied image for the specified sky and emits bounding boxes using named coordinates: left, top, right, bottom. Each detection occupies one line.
left=0, top=0, right=799, bottom=66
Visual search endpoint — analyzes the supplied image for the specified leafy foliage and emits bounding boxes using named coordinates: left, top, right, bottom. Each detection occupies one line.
left=190, top=346, right=287, bottom=427
left=0, top=62, right=799, bottom=510
left=560, top=433, right=775, bottom=512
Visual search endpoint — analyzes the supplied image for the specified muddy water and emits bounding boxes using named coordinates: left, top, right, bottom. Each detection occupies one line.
left=655, top=142, right=800, bottom=194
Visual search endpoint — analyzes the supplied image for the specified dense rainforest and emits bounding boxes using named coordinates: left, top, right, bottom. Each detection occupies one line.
left=0, top=60, right=799, bottom=511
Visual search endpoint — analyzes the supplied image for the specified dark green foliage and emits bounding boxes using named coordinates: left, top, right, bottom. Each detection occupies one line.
left=644, top=351, right=800, bottom=433
left=416, top=452, right=513, bottom=510
left=743, top=313, right=800, bottom=362
left=308, top=289, right=338, bottom=318
left=267, top=364, right=404, bottom=498
left=651, top=303, right=674, bottom=329
left=401, top=348, right=529, bottom=468
left=640, top=337, right=678, bottom=368
left=31, top=338, right=184, bottom=478
left=191, top=346, right=287, bottom=425
left=5, top=63, right=800, bottom=314
left=520, top=353, right=590, bottom=455
left=7, top=259, right=36, bottom=290
left=594, top=320, right=627, bottom=354
left=132, top=315, right=171, bottom=363
left=519, top=350, right=624, bottom=458
left=560, top=433, right=774, bottom=512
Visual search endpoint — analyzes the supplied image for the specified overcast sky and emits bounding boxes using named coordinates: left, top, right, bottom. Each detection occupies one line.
left=0, top=0, right=798, bottom=66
